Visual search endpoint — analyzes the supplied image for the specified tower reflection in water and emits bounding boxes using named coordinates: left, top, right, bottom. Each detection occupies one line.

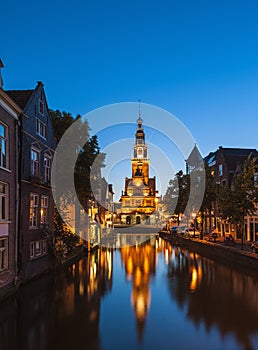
left=120, top=236, right=156, bottom=341
left=0, top=238, right=258, bottom=350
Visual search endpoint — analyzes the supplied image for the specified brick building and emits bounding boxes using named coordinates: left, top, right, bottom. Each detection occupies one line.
left=6, top=82, right=56, bottom=282
left=0, top=82, right=21, bottom=293
left=204, top=146, right=258, bottom=240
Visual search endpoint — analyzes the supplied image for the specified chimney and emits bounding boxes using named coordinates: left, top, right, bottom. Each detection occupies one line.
left=0, top=59, right=4, bottom=88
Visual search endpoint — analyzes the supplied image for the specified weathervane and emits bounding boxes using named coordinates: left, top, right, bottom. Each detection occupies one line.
left=138, top=99, right=141, bottom=118
left=137, top=99, right=143, bottom=125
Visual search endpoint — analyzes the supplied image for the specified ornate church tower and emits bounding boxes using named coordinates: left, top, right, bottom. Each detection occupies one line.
left=131, top=115, right=149, bottom=183
left=120, top=113, right=157, bottom=225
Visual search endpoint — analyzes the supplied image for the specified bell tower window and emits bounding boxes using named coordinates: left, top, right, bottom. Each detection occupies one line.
left=137, top=147, right=143, bottom=158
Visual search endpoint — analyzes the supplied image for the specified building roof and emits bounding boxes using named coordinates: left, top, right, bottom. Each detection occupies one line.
left=148, top=178, right=156, bottom=194
left=5, top=89, right=34, bottom=110
left=204, top=147, right=258, bottom=170
left=0, top=88, right=22, bottom=118
left=186, top=144, right=203, bottom=164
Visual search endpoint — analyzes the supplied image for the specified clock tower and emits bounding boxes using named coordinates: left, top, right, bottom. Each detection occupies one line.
left=120, top=114, right=158, bottom=225
left=131, top=115, right=149, bottom=183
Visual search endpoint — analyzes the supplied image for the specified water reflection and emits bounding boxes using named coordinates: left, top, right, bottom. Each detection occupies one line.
left=120, top=237, right=156, bottom=341
left=52, top=249, right=113, bottom=350
left=160, top=239, right=258, bottom=350
left=0, top=248, right=113, bottom=350
left=0, top=238, right=258, bottom=350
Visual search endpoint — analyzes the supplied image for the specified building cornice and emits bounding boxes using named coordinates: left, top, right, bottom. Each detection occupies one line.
left=0, top=88, right=22, bottom=119
left=21, top=130, right=55, bottom=152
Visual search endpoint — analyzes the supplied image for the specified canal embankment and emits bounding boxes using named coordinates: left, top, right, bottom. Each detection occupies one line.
left=0, top=244, right=88, bottom=302
left=159, top=231, right=258, bottom=273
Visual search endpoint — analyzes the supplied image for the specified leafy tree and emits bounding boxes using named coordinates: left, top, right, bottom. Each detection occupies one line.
left=163, top=165, right=218, bottom=236
left=217, top=154, right=258, bottom=248
left=75, top=134, right=106, bottom=210
left=50, top=109, right=74, bottom=143
left=163, top=170, right=190, bottom=224
left=50, top=110, right=105, bottom=209
left=50, top=109, right=105, bottom=250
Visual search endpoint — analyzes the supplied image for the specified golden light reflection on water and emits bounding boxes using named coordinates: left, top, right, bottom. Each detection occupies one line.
left=2, top=236, right=258, bottom=350
left=120, top=237, right=156, bottom=341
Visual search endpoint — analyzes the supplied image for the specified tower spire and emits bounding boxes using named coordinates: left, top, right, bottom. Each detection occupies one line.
left=137, top=99, right=143, bottom=126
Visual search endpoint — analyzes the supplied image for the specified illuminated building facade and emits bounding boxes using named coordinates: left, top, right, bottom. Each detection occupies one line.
left=120, top=116, right=158, bottom=225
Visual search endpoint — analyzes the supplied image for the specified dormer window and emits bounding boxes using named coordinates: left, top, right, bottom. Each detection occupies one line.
left=39, top=100, right=44, bottom=115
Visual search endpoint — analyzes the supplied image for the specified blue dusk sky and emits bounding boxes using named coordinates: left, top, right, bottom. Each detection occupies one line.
left=2, top=0, right=258, bottom=199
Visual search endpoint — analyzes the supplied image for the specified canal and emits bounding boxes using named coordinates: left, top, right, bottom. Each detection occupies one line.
left=1, top=235, right=258, bottom=350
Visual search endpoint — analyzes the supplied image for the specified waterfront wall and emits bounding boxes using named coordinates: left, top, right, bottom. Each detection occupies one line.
left=159, top=232, right=258, bottom=273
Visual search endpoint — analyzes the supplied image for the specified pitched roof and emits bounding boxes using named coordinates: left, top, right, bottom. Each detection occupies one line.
left=186, top=144, right=203, bottom=166
left=5, top=89, right=34, bottom=110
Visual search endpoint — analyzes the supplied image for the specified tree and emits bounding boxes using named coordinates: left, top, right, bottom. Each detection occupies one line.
left=75, top=134, right=106, bottom=210
left=50, top=110, right=105, bottom=209
left=217, top=154, right=258, bottom=249
left=163, top=170, right=190, bottom=224
left=50, top=109, right=105, bottom=249
left=50, top=109, right=74, bottom=143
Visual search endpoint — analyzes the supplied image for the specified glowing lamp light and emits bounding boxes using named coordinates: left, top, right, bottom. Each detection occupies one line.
left=191, top=212, right=197, bottom=219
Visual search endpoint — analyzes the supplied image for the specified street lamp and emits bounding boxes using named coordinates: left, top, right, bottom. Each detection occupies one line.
left=192, top=212, right=197, bottom=238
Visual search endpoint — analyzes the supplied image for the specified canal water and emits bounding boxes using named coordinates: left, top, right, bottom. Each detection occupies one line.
left=1, top=235, right=258, bottom=350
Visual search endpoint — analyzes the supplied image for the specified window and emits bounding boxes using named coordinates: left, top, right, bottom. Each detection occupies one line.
left=146, top=199, right=152, bottom=206
left=0, top=238, right=8, bottom=271
left=42, top=240, right=47, bottom=255
left=254, top=173, right=258, bottom=186
left=219, top=164, right=223, bottom=176
left=31, top=149, right=39, bottom=176
left=40, top=196, right=48, bottom=225
left=30, top=240, right=47, bottom=259
left=36, top=119, right=46, bottom=139
left=39, top=100, right=44, bottom=115
left=137, top=147, right=143, bottom=158
left=30, top=194, right=39, bottom=228
left=0, top=123, right=8, bottom=168
left=0, top=183, right=8, bottom=221
left=43, top=156, right=51, bottom=182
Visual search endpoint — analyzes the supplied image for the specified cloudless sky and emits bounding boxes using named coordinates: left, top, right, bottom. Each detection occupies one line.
left=2, top=0, right=258, bottom=198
